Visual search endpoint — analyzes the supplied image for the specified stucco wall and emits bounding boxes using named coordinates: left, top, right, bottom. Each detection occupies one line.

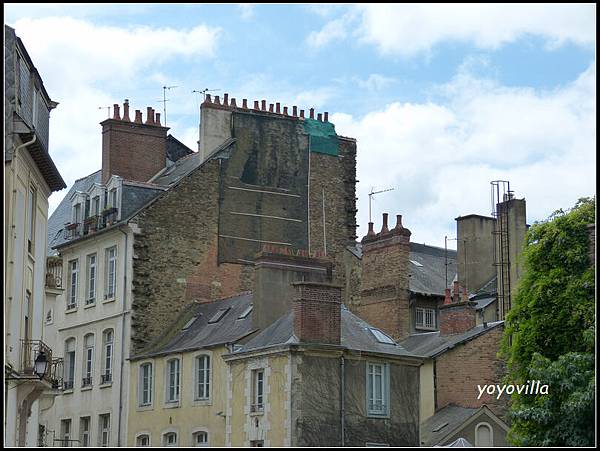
left=420, top=360, right=435, bottom=423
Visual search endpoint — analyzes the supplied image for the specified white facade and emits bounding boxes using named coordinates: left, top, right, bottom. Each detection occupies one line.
left=39, top=226, right=134, bottom=447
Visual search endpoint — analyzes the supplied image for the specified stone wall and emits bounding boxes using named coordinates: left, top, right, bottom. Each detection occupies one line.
left=435, top=325, right=507, bottom=418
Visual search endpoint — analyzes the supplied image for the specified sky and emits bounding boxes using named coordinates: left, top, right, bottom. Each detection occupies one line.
left=5, top=3, right=596, bottom=249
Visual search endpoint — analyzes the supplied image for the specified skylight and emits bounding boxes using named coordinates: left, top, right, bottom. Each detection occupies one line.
left=410, top=260, right=423, bottom=267
left=208, top=307, right=230, bottom=324
left=369, top=328, right=396, bottom=345
left=237, top=304, right=253, bottom=320
left=181, top=316, right=198, bottom=330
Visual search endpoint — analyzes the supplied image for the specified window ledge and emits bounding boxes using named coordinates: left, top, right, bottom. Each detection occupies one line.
left=81, top=385, right=92, bottom=392
left=84, top=301, right=96, bottom=309
left=102, top=296, right=116, bottom=304
left=99, top=382, right=113, bottom=389
left=65, top=307, right=78, bottom=314
left=136, top=404, right=154, bottom=412
left=62, top=389, right=74, bottom=395
left=366, top=413, right=390, bottom=419
left=249, top=410, right=264, bottom=417
left=163, top=401, right=181, bottom=409
left=192, top=398, right=212, bottom=407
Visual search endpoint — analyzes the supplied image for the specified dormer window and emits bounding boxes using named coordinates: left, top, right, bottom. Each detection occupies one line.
left=109, top=188, right=117, bottom=209
left=92, top=196, right=100, bottom=216
left=74, top=203, right=82, bottom=224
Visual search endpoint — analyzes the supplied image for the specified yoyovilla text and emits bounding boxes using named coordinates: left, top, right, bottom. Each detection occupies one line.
left=477, top=381, right=549, bottom=400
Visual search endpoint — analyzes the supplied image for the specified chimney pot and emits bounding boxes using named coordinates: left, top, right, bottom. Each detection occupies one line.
left=317, top=113, right=323, bottom=121
left=381, top=213, right=389, bottom=234
left=367, top=222, right=376, bottom=237
left=395, top=214, right=403, bottom=230
left=113, top=104, right=121, bottom=120
left=134, top=110, right=142, bottom=124
left=223, top=93, right=229, bottom=106
left=269, top=103, right=274, bottom=113
left=242, top=99, right=248, bottom=109
left=254, top=100, right=260, bottom=110
left=309, top=108, right=315, bottom=119
left=462, top=285, right=468, bottom=302
left=453, top=281, right=460, bottom=302
left=145, top=107, right=154, bottom=125
left=230, top=98, right=237, bottom=108
left=324, top=112, right=329, bottom=122
left=283, top=106, right=288, bottom=115
left=300, top=109, right=305, bottom=118
left=214, top=95, right=221, bottom=105
left=276, top=102, right=281, bottom=114
left=122, top=99, right=131, bottom=122
left=261, top=100, right=267, bottom=111
left=155, top=112, right=161, bottom=126
left=293, top=106, right=298, bottom=117
left=206, top=94, right=212, bottom=103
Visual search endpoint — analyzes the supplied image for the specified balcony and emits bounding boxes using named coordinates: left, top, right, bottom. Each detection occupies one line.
left=19, top=339, right=63, bottom=388
left=101, top=372, right=112, bottom=384
left=46, top=256, right=63, bottom=289
left=102, top=207, right=118, bottom=227
left=82, top=376, right=93, bottom=388
left=63, top=222, right=81, bottom=240
left=83, top=215, right=101, bottom=235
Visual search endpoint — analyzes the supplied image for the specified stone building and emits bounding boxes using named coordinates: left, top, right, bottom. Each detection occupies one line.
left=4, top=25, right=66, bottom=447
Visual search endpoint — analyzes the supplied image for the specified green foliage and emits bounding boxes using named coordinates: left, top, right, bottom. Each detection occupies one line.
left=501, top=196, right=595, bottom=446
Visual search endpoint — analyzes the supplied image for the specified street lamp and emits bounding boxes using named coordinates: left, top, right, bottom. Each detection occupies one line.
left=34, top=351, right=48, bottom=379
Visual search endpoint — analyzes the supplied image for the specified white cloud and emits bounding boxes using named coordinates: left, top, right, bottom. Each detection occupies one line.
left=333, top=62, right=596, bottom=248
left=237, top=4, right=255, bottom=20
left=309, top=4, right=596, bottom=56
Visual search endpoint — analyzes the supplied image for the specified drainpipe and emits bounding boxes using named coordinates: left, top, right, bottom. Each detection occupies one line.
left=117, top=228, right=129, bottom=446
left=340, top=355, right=345, bottom=447
left=13, top=133, right=37, bottom=157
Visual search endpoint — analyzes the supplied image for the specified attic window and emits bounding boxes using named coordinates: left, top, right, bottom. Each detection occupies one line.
left=238, top=304, right=253, bottom=320
left=410, top=260, right=423, bottom=267
left=433, top=422, right=449, bottom=432
left=369, top=328, right=396, bottom=345
left=208, top=308, right=230, bottom=324
left=182, top=315, right=199, bottom=330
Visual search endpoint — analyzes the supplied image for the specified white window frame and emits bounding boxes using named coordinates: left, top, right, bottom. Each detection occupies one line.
left=366, top=362, right=390, bottom=417
left=83, top=334, right=94, bottom=387
left=60, top=418, right=71, bottom=444
left=165, top=358, right=181, bottom=404
left=191, top=429, right=209, bottom=447
left=138, top=362, right=153, bottom=407
left=135, top=433, right=151, bottom=447
left=251, top=369, right=264, bottom=413
left=162, top=431, right=178, bottom=447
left=80, top=416, right=91, bottom=447
left=102, top=329, right=113, bottom=384
left=415, top=307, right=436, bottom=330
left=98, top=413, right=110, bottom=447
left=27, top=185, right=36, bottom=254
left=68, top=259, right=79, bottom=310
left=64, top=338, right=76, bottom=390
left=195, top=354, right=211, bottom=401
left=475, top=422, right=494, bottom=446
left=105, top=247, right=117, bottom=300
left=86, top=254, right=97, bottom=304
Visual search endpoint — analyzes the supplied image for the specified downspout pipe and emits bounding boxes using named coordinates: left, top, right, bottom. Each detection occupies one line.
left=117, top=228, right=129, bottom=446
left=13, top=133, right=37, bottom=157
left=340, top=355, right=345, bottom=447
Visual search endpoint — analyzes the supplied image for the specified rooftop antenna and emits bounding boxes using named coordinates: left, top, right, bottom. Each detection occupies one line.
left=98, top=106, right=110, bottom=118
left=192, top=88, right=221, bottom=102
left=158, top=85, right=178, bottom=126
left=368, top=187, right=395, bottom=223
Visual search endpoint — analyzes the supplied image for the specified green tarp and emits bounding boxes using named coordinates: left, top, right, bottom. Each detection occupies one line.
left=303, top=118, right=339, bottom=156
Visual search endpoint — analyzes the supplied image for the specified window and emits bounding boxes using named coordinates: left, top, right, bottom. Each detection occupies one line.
left=136, top=434, right=150, bottom=447
left=251, top=369, right=264, bottom=413
left=64, top=338, right=76, bottom=390
left=475, top=422, right=493, bottom=446
left=24, top=291, right=31, bottom=342
left=369, top=328, right=395, bottom=344
left=163, top=432, right=177, bottom=447
left=60, top=419, right=71, bottom=445
left=415, top=307, right=436, bottom=330
left=250, top=440, right=264, bottom=447
left=80, top=417, right=91, bottom=447
left=92, top=196, right=100, bottom=216
left=99, top=414, right=110, bottom=447
left=68, top=259, right=79, bottom=309
left=367, top=362, right=389, bottom=417
left=193, top=431, right=208, bottom=447
left=101, top=330, right=113, bottom=384
left=109, top=188, right=117, bottom=209
left=27, top=186, right=35, bottom=253
left=86, top=254, right=97, bottom=304
left=105, top=247, right=117, bottom=299
left=238, top=304, right=253, bottom=320
left=208, top=307, right=230, bottom=324
left=46, top=309, right=53, bottom=325
left=166, top=359, right=180, bottom=403
left=195, top=355, right=210, bottom=400
left=139, top=363, right=153, bottom=406
left=82, top=334, right=94, bottom=387
left=74, top=203, right=82, bottom=224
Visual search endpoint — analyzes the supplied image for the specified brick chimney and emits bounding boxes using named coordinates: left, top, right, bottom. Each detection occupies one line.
left=357, top=213, right=412, bottom=341
left=439, top=301, right=477, bottom=336
left=101, top=100, right=169, bottom=183
left=293, top=281, right=342, bottom=345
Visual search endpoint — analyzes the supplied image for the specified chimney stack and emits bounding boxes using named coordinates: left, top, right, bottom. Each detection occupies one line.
left=439, top=301, right=477, bottom=336
left=381, top=213, right=389, bottom=234
left=293, top=281, right=341, bottom=345
left=444, top=288, right=452, bottom=305
left=309, top=108, right=315, bottom=119
left=223, top=93, right=229, bottom=106
left=113, top=104, right=121, bottom=120
left=324, top=112, right=329, bottom=122
left=242, top=99, right=248, bottom=109
left=145, top=107, right=154, bottom=125
left=453, top=281, right=460, bottom=302
left=122, top=99, right=131, bottom=122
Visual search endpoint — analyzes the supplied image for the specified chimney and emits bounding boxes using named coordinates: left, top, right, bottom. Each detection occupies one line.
left=453, top=281, right=460, bottom=302
left=214, top=95, right=221, bottom=105
left=101, top=101, right=169, bottom=183
left=317, top=113, right=323, bottom=121
left=324, top=112, right=329, bottom=122
left=293, top=106, right=298, bottom=117
left=223, top=93, right=229, bottom=106
left=283, top=106, right=288, bottom=115
left=276, top=102, right=280, bottom=114
left=358, top=213, right=412, bottom=340
left=122, top=99, right=131, bottom=122
left=254, top=100, right=260, bottom=110
left=269, top=103, right=274, bottom=113
left=230, top=98, right=237, bottom=108
left=155, top=112, right=161, bottom=126
left=252, top=250, right=333, bottom=332
left=261, top=99, right=266, bottom=111
left=439, top=301, right=477, bottom=336
left=112, top=104, right=121, bottom=120
left=444, top=288, right=452, bottom=305
left=242, top=99, right=248, bottom=109
left=293, top=281, right=341, bottom=345
left=461, top=285, right=468, bottom=302
left=300, top=109, right=305, bottom=118
left=309, top=108, right=315, bottom=119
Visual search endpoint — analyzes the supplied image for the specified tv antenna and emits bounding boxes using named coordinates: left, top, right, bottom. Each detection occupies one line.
left=158, top=85, right=178, bottom=126
left=98, top=106, right=110, bottom=118
left=192, top=88, right=221, bottom=102
left=368, top=187, right=395, bottom=223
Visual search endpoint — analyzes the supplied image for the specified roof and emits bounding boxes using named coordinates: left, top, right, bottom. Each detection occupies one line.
left=166, top=134, right=194, bottom=164
left=399, top=321, right=504, bottom=358
left=471, top=276, right=497, bottom=299
left=471, top=296, right=496, bottom=311
left=421, top=405, right=478, bottom=446
left=234, top=304, right=417, bottom=358
left=133, top=293, right=255, bottom=360
left=346, top=242, right=458, bottom=297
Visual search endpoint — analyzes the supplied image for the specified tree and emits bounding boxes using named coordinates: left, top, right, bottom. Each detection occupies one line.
left=501, top=197, right=595, bottom=446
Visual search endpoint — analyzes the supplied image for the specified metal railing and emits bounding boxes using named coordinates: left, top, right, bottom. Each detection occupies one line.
left=46, top=256, right=63, bottom=289
left=101, top=372, right=112, bottom=384
left=19, top=340, right=63, bottom=388
left=63, top=222, right=81, bottom=240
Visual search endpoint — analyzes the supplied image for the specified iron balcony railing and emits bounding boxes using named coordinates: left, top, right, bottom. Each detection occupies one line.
left=46, top=256, right=63, bottom=289
left=63, top=222, right=81, bottom=240
left=82, top=376, right=93, bottom=387
left=101, top=372, right=112, bottom=384
left=19, top=339, right=63, bottom=388
left=63, top=208, right=120, bottom=241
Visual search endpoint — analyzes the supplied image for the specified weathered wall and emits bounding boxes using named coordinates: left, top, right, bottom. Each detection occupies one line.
left=293, top=353, right=420, bottom=447
left=419, top=360, right=435, bottom=423
left=435, top=326, right=507, bottom=418
left=456, top=215, right=496, bottom=294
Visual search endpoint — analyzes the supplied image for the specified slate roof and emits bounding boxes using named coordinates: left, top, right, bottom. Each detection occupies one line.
left=235, top=304, right=417, bottom=358
left=421, top=405, right=478, bottom=446
left=346, top=242, right=457, bottom=297
left=166, top=134, right=194, bottom=165
left=133, top=292, right=255, bottom=360
left=399, top=321, right=504, bottom=358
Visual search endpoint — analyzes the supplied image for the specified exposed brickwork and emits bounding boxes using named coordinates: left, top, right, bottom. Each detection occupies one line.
left=439, top=302, right=477, bottom=336
left=101, top=102, right=169, bottom=183
left=293, top=282, right=341, bottom=345
left=435, top=325, right=508, bottom=418
left=354, top=215, right=412, bottom=341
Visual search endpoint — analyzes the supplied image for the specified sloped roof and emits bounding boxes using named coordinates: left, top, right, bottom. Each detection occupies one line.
left=399, top=321, right=504, bottom=358
left=421, top=405, right=478, bottom=446
left=235, top=304, right=417, bottom=358
left=133, top=292, right=255, bottom=360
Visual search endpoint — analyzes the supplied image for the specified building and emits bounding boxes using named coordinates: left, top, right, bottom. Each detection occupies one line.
left=41, top=95, right=358, bottom=446
left=4, top=25, right=66, bottom=447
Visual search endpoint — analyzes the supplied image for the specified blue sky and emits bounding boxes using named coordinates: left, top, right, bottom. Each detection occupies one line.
left=5, top=3, right=596, bottom=248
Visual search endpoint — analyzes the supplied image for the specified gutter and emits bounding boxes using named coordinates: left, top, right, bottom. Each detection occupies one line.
left=116, top=227, right=129, bottom=446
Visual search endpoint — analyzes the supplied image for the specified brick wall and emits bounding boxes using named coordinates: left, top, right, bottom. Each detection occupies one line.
left=439, top=302, right=477, bottom=336
left=101, top=103, right=168, bottom=183
left=355, top=214, right=412, bottom=340
left=293, top=281, right=341, bottom=345
left=435, top=325, right=507, bottom=418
